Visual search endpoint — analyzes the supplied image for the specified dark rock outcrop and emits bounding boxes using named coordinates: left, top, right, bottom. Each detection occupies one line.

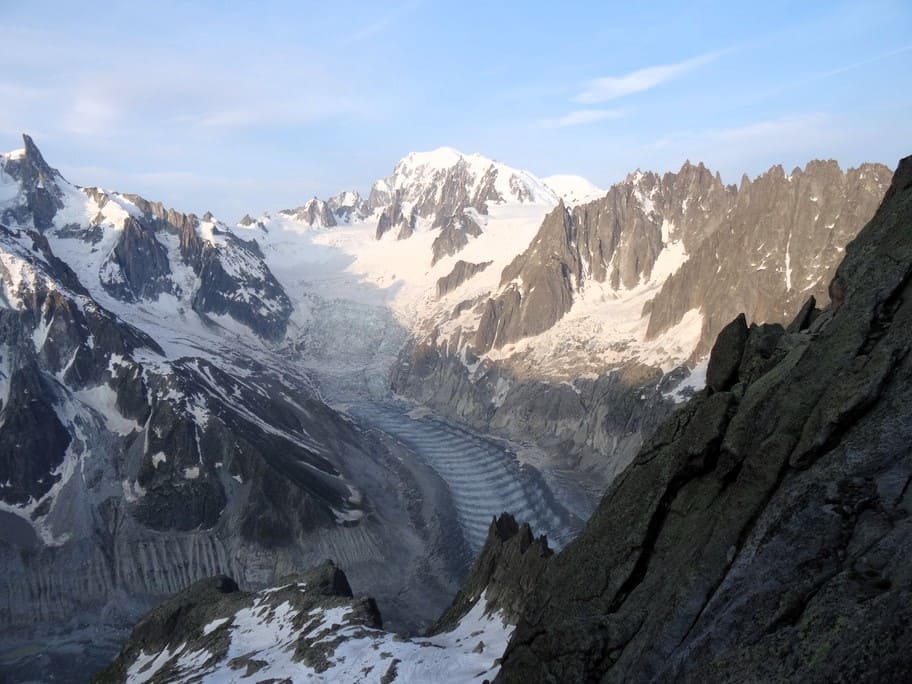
left=473, top=202, right=576, bottom=352
left=431, top=210, right=484, bottom=265
left=0, top=134, right=65, bottom=230
left=705, top=313, right=748, bottom=392
left=0, top=360, right=71, bottom=504
left=281, top=197, right=338, bottom=227
left=93, top=189, right=294, bottom=340
left=101, top=216, right=173, bottom=301
left=190, top=236, right=293, bottom=341
left=95, top=562, right=381, bottom=684
left=495, top=155, right=912, bottom=682
left=376, top=190, right=418, bottom=240
left=432, top=513, right=552, bottom=634
left=436, top=259, right=492, bottom=297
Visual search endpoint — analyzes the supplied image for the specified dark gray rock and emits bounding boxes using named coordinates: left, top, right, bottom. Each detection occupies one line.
left=431, top=513, right=552, bottom=634
left=469, top=160, right=888, bottom=356
left=101, top=217, right=173, bottom=301
left=787, top=294, right=820, bottom=333
left=645, top=160, right=891, bottom=355
left=705, top=313, right=748, bottom=392
left=0, top=360, right=70, bottom=505
left=91, top=192, right=294, bottom=340
left=190, top=236, right=293, bottom=341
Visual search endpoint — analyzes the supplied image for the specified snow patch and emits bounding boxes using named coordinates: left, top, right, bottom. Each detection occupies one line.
left=541, top=174, right=604, bottom=205
left=665, top=360, right=708, bottom=403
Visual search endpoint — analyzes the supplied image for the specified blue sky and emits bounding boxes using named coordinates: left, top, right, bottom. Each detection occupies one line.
left=1, top=1, right=910, bottom=219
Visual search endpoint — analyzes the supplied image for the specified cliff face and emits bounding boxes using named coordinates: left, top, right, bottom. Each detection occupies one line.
left=495, top=155, right=912, bottom=682
left=470, top=160, right=888, bottom=356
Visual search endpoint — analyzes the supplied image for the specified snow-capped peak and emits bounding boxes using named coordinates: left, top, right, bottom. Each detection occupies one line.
left=2, top=148, right=26, bottom=162
left=371, top=147, right=558, bottom=213
left=542, top=174, right=605, bottom=205
left=398, top=146, right=468, bottom=171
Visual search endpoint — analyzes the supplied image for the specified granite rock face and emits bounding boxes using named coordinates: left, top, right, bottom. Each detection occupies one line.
left=371, top=149, right=556, bottom=270
left=376, top=189, right=419, bottom=240
left=474, top=160, right=889, bottom=355
left=431, top=209, right=484, bottom=265
left=0, top=134, right=65, bottom=230
left=436, top=259, right=492, bottom=298
left=494, top=155, right=912, bottom=682
left=0, top=136, right=294, bottom=343
left=431, top=513, right=552, bottom=634
left=111, top=196, right=294, bottom=341
left=280, top=197, right=339, bottom=228
left=101, top=216, right=174, bottom=301
left=276, top=192, right=371, bottom=229
left=646, top=160, right=892, bottom=356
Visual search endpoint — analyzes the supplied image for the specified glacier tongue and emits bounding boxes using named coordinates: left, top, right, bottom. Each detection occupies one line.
left=349, top=401, right=583, bottom=553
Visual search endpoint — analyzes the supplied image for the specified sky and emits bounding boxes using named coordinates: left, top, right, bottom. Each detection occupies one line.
left=1, top=0, right=910, bottom=220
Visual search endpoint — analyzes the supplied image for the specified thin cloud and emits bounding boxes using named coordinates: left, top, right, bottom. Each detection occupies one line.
left=650, top=114, right=830, bottom=149
left=544, top=109, right=624, bottom=128
left=800, top=44, right=912, bottom=86
left=195, top=93, right=363, bottom=130
left=646, top=114, right=847, bottom=179
left=577, top=51, right=721, bottom=103
left=343, top=0, right=422, bottom=45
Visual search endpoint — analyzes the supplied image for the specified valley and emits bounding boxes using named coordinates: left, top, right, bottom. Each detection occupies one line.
left=0, top=135, right=896, bottom=681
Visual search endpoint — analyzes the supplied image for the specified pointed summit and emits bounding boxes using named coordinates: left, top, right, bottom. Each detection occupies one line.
left=368, top=147, right=557, bottom=221
left=0, top=134, right=66, bottom=230
left=21, top=134, right=61, bottom=179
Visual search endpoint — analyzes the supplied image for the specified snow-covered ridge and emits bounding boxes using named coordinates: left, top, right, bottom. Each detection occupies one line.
left=111, top=565, right=512, bottom=684
left=542, top=174, right=605, bottom=205
left=375, top=146, right=559, bottom=208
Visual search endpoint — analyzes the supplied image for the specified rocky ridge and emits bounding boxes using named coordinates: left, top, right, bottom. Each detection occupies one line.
left=392, top=158, right=892, bottom=490
left=99, top=514, right=543, bottom=683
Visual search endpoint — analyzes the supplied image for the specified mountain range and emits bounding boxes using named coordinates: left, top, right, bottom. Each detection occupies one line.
left=0, top=134, right=897, bottom=680
left=99, top=154, right=912, bottom=682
